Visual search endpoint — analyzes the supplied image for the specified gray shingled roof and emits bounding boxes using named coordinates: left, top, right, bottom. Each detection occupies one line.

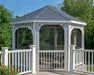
left=12, top=6, right=86, bottom=23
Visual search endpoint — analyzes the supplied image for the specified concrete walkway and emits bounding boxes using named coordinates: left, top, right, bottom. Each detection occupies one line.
left=23, top=71, right=92, bottom=75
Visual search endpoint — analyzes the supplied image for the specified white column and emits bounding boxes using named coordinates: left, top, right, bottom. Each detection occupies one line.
left=33, top=23, right=37, bottom=45
left=17, top=29, right=19, bottom=49
left=54, top=27, right=57, bottom=50
left=2, top=47, right=8, bottom=66
left=81, top=28, right=84, bottom=68
left=63, top=25, right=68, bottom=70
left=36, top=25, right=40, bottom=52
left=74, top=30, right=76, bottom=46
left=12, top=26, right=16, bottom=50
left=70, top=45, right=76, bottom=72
left=32, top=23, right=37, bottom=71
left=67, top=25, right=73, bottom=71
left=60, top=24, right=68, bottom=70
left=36, top=25, right=40, bottom=70
left=81, top=28, right=84, bottom=49
left=29, top=45, right=37, bottom=74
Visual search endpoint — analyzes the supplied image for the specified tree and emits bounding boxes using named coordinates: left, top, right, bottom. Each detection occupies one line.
left=15, top=16, right=19, bottom=19
left=16, top=28, right=33, bottom=49
left=60, top=0, right=94, bottom=49
left=0, top=5, right=13, bottom=50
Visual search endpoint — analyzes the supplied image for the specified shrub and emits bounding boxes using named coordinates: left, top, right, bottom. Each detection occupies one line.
left=0, top=64, right=19, bottom=75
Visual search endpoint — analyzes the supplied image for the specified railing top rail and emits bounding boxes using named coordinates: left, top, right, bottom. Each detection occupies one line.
left=73, top=49, right=94, bottom=52
left=39, top=50, right=65, bottom=52
left=8, top=49, right=32, bottom=53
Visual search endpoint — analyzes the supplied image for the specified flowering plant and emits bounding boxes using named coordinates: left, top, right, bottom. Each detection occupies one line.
left=0, top=64, right=19, bottom=75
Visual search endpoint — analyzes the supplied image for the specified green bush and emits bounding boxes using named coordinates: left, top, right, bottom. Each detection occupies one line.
left=0, top=64, right=19, bottom=75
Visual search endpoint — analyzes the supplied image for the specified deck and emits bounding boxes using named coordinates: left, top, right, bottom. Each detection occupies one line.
left=23, top=71, right=92, bottom=75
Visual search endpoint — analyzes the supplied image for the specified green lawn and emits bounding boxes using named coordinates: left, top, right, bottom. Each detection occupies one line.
left=87, top=66, right=94, bottom=72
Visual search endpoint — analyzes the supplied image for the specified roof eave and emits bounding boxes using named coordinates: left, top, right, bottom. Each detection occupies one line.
left=70, top=20, right=86, bottom=25
left=10, top=20, right=87, bottom=26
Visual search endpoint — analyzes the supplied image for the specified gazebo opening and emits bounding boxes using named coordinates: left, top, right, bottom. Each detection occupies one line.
left=40, top=25, right=64, bottom=50
left=71, top=28, right=82, bottom=49
left=15, top=28, right=33, bottom=49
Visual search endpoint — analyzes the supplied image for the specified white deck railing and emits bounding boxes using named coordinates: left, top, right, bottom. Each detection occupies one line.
left=73, top=49, right=94, bottom=74
left=1, top=45, right=94, bottom=74
left=39, top=50, right=65, bottom=70
left=0, top=49, right=32, bottom=74
left=0, top=45, right=36, bottom=75
left=8, top=49, right=32, bottom=74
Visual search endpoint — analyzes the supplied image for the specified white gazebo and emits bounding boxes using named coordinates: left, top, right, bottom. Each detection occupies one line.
left=10, top=6, right=86, bottom=71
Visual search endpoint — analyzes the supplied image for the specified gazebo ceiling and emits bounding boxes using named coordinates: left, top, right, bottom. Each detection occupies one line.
left=11, top=6, right=86, bottom=25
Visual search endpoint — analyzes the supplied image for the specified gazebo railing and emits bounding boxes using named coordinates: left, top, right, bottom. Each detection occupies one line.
left=39, top=50, right=65, bottom=70
left=72, top=49, right=94, bottom=74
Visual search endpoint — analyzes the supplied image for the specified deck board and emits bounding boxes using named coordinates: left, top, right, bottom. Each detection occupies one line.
left=22, top=71, right=92, bottom=75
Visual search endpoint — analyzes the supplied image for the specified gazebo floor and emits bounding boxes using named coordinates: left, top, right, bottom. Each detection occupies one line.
left=23, top=71, right=92, bottom=75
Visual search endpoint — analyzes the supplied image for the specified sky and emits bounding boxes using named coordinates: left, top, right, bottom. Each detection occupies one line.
left=0, top=0, right=63, bottom=17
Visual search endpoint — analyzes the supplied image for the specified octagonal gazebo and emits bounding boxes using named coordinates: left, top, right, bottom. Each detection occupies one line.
left=10, top=6, right=86, bottom=71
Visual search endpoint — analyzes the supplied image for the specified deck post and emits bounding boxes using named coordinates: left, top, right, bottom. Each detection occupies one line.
left=29, top=45, right=37, bottom=74
left=2, top=47, right=8, bottom=66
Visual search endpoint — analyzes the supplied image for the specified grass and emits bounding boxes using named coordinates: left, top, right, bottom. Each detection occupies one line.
left=87, top=66, right=94, bottom=72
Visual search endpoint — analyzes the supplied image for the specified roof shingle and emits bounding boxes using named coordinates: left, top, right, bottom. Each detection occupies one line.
left=12, top=6, right=86, bottom=23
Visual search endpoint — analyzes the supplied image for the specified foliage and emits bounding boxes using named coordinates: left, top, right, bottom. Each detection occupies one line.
left=60, top=0, right=94, bottom=49
left=15, top=16, right=19, bottom=19
left=16, top=28, right=33, bottom=49
left=0, top=5, right=13, bottom=50
left=0, top=64, right=19, bottom=75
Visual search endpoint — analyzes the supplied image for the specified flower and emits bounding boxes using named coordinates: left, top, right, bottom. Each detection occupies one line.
left=17, top=67, right=20, bottom=69
left=1, top=65, right=3, bottom=67
left=0, top=64, right=19, bottom=75
left=10, top=69, right=13, bottom=71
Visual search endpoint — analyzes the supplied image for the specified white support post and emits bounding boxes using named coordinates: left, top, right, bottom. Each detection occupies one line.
left=33, top=23, right=37, bottom=45
left=74, top=30, right=76, bottom=46
left=36, top=25, right=40, bottom=53
left=36, top=25, right=40, bottom=71
left=67, top=25, right=71, bottom=71
left=70, top=45, right=76, bottom=72
left=81, top=28, right=84, bottom=49
left=29, top=45, right=37, bottom=74
left=12, top=26, right=16, bottom=49
left=67, top=25, right=74, bottom=71
left=60, top=24, right=68, bottom=70
left=2, top=47, right=8, bottom=66
left=54, top=27, right=57, bottom=50
left=63, top=25, right=68, bottom=70
left=81, top=28, right=84, bottom=67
